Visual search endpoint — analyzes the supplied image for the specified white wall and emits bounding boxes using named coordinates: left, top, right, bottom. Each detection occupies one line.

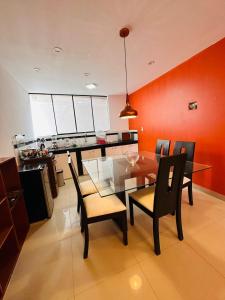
left=108, top=94, right=128, bottom=131
left=0, top=64, right=33, bottom=157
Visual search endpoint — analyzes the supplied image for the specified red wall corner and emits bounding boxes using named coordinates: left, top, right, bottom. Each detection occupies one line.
left=129, top=38, right=225, bottom=195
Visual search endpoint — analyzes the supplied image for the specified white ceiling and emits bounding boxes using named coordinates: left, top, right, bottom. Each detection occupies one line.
left=0, top=0, right=224, bottom=95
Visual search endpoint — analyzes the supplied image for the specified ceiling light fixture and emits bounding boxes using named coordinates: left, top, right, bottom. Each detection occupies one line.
left=53, top=47, right=63, bottom=53
left=34, top=67, right=40, bottom=72
left=85, top=83, right=97, bottom=90
left=119, top=27, right=138, bottom=119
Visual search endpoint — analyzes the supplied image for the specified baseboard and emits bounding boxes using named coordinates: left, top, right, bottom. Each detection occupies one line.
left=193, top=183, right=225, bottom=202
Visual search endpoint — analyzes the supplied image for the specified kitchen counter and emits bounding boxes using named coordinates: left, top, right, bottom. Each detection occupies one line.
left=49, top=139, right=138, bottom=176
left=18, top=163, right=46, bottom=173
left=48, top=139, right=138, bottom=154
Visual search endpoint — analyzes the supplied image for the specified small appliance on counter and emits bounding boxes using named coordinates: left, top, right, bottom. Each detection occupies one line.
left=119, top=131, right=132, bottom=141
left=96, top=131, right=106, bottom=144
left=118, top=131, right=138, bottom=142
left=19, top=164, right=54, bottom=223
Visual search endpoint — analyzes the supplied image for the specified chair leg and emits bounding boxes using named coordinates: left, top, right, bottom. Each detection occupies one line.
left=77, top=196, right=81, bottom=213
left=80, top=215, right=84, bottom=233
left=153, top=218, right=161, bottom=255
left=129, top=199, right=134, bottom=226
left=176, top=205, right=183, bottom=241
left=188, top=183, right=193, bottom=206
left=122, top=212, right=128, bottom=245
left=83, top=224, right=89, bottom=259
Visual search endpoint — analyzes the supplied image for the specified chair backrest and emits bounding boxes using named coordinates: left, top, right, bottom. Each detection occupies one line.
left=153, top=153, right=186, bottom=218
left=68, top=156, right=82, bottom=197
left=68, top=156, right=87, bottom=218
left=155, top=139, right=170, bottom=156
left=173, top=141, right=195, bottom=162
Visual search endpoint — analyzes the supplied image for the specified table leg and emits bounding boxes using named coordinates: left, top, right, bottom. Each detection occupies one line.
left=76, top=151, right=83, bottom=176
left=101, top=147, right=106, bottom=157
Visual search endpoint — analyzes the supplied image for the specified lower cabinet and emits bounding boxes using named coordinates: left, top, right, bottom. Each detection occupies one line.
left=55, top=144, right=138, bottom=179
left=106, top=144, right=138, bottom=156
left=81, top=149, right=101, bottom=175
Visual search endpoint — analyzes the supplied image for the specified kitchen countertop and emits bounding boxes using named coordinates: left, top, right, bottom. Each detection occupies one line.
left=18, top=163, right=46, bottom=173
left=48, top=139, right=138, bottom=154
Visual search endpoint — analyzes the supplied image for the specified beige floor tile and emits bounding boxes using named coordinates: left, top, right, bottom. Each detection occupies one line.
left=185, top=219, right=225, bottom=277
left=23, top=218, right=61, bottom=252
left=75, top=264, right=158, bottom=300
left=140, top=242, right=225, bottom=300
left=12, top=237, right=72, bottom=276
left=128, top=213, right=181, bottom=262
left=72, top=228, right=138, bottom=295
left=4, top=238, right=74, bottom=300
left=4, top=179, right=225, bottom=300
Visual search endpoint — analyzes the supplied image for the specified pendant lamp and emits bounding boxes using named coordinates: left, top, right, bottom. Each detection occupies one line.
left=119, top=27, right=138, bottom=119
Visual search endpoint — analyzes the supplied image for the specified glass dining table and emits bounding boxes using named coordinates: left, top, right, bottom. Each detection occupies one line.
left=82, top=151, right=211, bottom=202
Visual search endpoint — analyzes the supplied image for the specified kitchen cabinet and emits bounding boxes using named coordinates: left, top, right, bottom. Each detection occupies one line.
left=106, top=144, right=138, bottom=156
left=81, top=149, right=101, bottom=175
left=21, top=154, right=58, bottom=198
left=55, top=149, right=101, bottom=179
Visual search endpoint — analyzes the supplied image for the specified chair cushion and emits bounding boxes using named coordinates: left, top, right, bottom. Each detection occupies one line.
left=129, top=186, right=155, bottom=212
left=169, top=172, right=191, bottom=186
left=80, top=180, right=97, bottom=196
left=84, top=193, right=126, bottom=218
left=183, top=176, right=191, bottom=185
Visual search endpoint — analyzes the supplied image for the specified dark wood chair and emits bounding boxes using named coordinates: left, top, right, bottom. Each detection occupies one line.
left=173, top=141, right=195, bottom=205
left=66, top=151, right=97, bottom=212
left=68, top=156, right=128, bottom=259
left=129, top=153, right=186, bottom=255
left=156, top=139, right=171, bottom=156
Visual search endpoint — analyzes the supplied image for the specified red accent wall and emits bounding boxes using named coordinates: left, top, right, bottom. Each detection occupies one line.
left=129, top=38, right=225, bottom=195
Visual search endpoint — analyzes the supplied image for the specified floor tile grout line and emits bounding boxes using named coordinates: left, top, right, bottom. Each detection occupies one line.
left=183, top=240, right=225, bottom=279
left=70, top=236, right=76, bottom=300
left=138, top=260, right=161, bottom=300
left=73, top=262, right=141, bottom=297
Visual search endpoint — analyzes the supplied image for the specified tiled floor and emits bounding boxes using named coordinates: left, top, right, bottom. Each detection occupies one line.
left=4, top=180, right=225, bottom=300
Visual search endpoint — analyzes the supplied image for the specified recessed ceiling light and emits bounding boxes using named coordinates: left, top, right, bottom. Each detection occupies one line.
left=34, top=67, right=40, bottom=72
left=84, top=72, right=90, bottom=76
left=53, top=47, right=63, bottom=53
left=148, top=60, right=155, bottom=65
left=85, top=83, right=97, bottom=90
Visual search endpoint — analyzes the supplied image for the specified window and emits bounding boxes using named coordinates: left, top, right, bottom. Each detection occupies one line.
left=29, top=94, right=110, bottom=137
left=92, top=97, right=110, bottom=131
left=30, top=94, right=57, bottom=137
left=73, top=96, right=94, bottom=132
left=52, top=95, right=76, bottom=134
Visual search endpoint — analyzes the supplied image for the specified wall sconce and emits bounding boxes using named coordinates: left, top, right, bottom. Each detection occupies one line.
left=188, top=101, right=198, bottom=110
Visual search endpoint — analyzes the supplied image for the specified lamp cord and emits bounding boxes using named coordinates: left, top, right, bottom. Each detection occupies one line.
left=123, top=37, right=128, bottom=103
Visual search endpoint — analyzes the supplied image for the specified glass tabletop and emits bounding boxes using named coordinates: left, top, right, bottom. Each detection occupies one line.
left=82, top=151, right=211, bottom=197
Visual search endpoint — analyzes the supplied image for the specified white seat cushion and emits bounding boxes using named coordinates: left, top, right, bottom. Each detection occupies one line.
left=84, top=193, right=126, bottom=218
left=183, top=176, right=191, bottom=185
left=80, top=180, right=97, bottom=196
left=129, top=186, right=155, bottom=212
left=169, top=172, right=191, bottom=186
